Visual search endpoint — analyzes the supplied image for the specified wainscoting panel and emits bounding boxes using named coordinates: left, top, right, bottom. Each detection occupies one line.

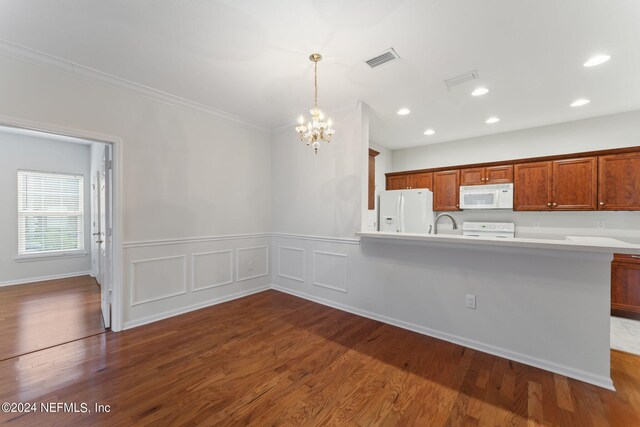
left=123, top=234, right=271, bottom=329
left=312, top=250, right=348, bottom=293
left=277, top=246, right=305, bottom=282
left=192, top=250, right=234, bottom=291
left=130, top=255, right=187, bottom=306
left=237, top=246, right=269, bottom=282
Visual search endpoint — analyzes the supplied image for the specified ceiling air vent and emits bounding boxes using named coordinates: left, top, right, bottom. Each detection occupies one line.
left=365, top=48, right=400, bottom=69
left=444, top=70, right=479, bottom=90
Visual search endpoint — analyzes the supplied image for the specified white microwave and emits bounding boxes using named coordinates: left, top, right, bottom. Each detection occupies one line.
left=459, top=183, right=514, bottom=209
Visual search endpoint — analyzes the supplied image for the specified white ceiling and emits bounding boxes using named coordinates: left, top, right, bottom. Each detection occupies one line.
left=0, top=0, right=639, bottom=149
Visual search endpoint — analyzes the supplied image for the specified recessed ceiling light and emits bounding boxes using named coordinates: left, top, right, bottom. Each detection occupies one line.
left=485, top=117, right=500, bottom=124
left=571, top=99, right=590, bottom=107
left=424, top=129, right=435, bottom=136
left=471, top=87, right=489, bottom=96
left=584, top=55, right=611, bottom=67
left=397, top=108, right=411, bottom=116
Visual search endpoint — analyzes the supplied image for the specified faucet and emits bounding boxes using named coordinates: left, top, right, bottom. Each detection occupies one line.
left=433, top=213, right=458, bottom=234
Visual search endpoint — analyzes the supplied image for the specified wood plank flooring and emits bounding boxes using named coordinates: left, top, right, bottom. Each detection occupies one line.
left=0, top=275, right=105, bottom=361
left=0, top=290, right=639, bottom=426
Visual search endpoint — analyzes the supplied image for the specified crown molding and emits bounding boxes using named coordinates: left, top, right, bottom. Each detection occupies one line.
left=0, top=39, right=270, bottom=133
left=270, top=99, right=362, bottom=134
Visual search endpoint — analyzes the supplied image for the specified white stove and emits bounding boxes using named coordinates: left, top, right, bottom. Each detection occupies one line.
left=462, top=222, right=515, bottom=239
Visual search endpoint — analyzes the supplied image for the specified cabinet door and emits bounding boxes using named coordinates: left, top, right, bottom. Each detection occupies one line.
left=485, top=165, right=513, bottom=184
left=551, top=157, right=597, bottom=210
left=514, top=162, right=552, bottom=211
left=460, top=168, right=485, bottom=185
left=599, top=152, right=640, bottom=210
left=433, top=170, right=460, bottom=211
left=407, top=172, right=433, bottom=189
left=386, top=175, right=407, bottom=190
left=611, top=255, right=640, bottom=320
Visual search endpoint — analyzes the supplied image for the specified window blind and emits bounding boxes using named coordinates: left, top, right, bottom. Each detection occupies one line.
left=17, top=170, right=84, bottom=256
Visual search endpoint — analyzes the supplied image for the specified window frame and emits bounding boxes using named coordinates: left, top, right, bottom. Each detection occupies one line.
left=16, top=169, right=86, bottom=260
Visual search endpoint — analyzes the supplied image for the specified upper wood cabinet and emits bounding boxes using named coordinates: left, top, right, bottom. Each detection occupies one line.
left=434, top=170, right=460, bottom=211
left=515, top=157, right=597, bottom=211
left=552, top=157, right=597, bottom=210
left=514, top=162, right=552, bottom=211
left=598, top=152, right=640, bottom=210
left=407, top=172, right=433, bottom=190
left=386, top=172, right=433, bottom=190
left=386, top=175, right=407, bottom=191
left=461, top=165, right=513, bottom=185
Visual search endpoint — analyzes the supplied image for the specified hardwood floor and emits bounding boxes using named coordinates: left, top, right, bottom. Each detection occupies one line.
left=0, top=290, right=639, bottom=426
left=0, top=275, right=105, bottom=361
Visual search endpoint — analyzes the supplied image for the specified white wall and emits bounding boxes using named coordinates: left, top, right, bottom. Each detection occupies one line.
left=392, top=109, right=640, bottom=171
left=271, top=103, right=366, bottom=238
left=0, top=54, right=272, bottom=328
left=0, top=131, right=91, bottom=285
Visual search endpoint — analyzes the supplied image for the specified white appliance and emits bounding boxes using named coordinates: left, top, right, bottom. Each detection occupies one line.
left=459, top=183, right=514, bottom=210
left=379, top=189, right=434, bottom=233
left=462, top=222, right=515, bottom=239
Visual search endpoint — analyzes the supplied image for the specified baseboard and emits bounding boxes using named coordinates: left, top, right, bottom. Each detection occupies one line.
left=123, top=285, right=271, bottom=330
left=0, top=271, right=92, bottom=288
left=271, top=284, right=615, bottom=391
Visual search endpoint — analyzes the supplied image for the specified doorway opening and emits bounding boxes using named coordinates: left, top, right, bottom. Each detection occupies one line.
left=0, top=120, right=121, bottom=360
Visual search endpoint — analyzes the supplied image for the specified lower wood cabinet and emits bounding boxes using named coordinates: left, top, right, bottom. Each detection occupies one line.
left=434, top=170, right=460, bottom=211
left=612, top=254, right=640, bottom=320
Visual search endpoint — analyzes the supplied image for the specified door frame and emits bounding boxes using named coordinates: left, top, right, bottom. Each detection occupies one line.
left=0, top=113, right=124, bottom=332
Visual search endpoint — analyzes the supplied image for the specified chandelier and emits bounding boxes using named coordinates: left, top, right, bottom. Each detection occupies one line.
left=295, top=53, right=335, bottom=154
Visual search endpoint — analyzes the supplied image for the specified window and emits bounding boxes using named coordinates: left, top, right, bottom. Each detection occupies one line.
left=17, top=170, right=84, bottom=256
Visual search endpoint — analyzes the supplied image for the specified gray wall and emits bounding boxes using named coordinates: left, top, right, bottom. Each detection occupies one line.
left=0, top=131, right=91, bottom=285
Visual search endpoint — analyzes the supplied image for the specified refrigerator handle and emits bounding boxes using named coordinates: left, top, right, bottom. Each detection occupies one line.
left=400, top=194, right=405, bottom=232
left=396, top=194, right=401, bottom=232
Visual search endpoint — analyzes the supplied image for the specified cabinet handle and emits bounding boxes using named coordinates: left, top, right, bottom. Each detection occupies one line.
left=553, top=202, right=557, bottom=206
left=547, top=202, right=551, bottom=207
left=631, top=255, right=640, bottom=259
left=599, top=202, right=604, bottom=206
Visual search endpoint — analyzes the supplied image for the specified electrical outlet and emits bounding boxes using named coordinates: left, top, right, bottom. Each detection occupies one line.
left=465, top=294, right=476, bottom=310
left=596, top=220, right=605, bottom=229
left=248, top=261, right=254, bottom=272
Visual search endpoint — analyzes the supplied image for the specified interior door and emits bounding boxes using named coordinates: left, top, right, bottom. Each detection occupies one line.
left=98, top=146, right=112, bottom=328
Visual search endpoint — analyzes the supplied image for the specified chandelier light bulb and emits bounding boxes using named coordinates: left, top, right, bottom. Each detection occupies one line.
left=297, top=115, right=304, bottom=125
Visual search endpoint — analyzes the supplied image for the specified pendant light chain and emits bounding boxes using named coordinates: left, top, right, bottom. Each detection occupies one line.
left=314, top=60, right=318, bottom=108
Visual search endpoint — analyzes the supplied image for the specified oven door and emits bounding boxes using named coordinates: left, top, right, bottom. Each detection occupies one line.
left=460, top=188, right=499, bottom=209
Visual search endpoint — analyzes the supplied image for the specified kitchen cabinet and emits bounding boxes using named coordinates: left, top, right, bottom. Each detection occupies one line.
left=407, top=172, right=433, bottom=189
left=598, top=152, right=640, bottom=210
left=552, top=157, right=597, bottom=210
left=514, top=162, right=552, bottom=210
left=386, top=172, right=433, bottom=190
left=434, top=170, right=460, bottom=211
left=515, top=157, right=597, bottom=211
left=611, top=254, right=640, bottom=320
left=386, top=175, right=407, bottom=190
left=461, top=165, right=513, bottom=185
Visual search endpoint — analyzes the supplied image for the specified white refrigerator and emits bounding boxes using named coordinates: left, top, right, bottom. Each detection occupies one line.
left=379, top=189, right=435, bottom=234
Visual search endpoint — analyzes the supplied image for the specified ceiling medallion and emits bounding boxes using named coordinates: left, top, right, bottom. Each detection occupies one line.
left=295, top=53, right=335, bottom=154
